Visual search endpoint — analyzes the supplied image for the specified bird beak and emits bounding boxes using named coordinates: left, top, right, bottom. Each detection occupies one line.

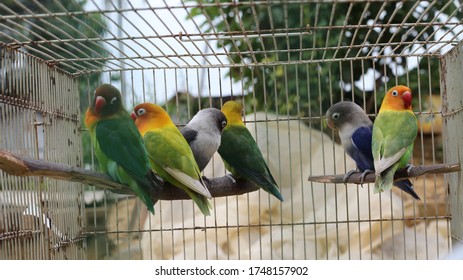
left=94, top=96, right=106, bottom=114
left=402, top=91, right=412, bottom=108
left=130, top=111, right=137, bottom=121
left=326, top=118, right=335, bottom=130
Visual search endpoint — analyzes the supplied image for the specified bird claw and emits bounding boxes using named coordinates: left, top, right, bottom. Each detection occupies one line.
left=343, top=169, right=373, bottom=187
left=359, top=169, right=374, bottom=186
left=225, top=174, right=237, bottom=186
left=150, top=171, right=164, bottom=186
left=201, top=176, right=212, bottom=186
left=405, top=164, right=414, bottom=175
left=342, top=170, right=356, bottom=184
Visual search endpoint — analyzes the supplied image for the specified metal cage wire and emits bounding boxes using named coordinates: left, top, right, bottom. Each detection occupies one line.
left=0, top=47, right=84, bottom=259
left=0, top=0, right=462, bottom=260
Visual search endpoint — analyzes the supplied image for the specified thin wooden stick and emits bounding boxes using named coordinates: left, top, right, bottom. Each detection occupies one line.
left=308, top=163, right=461, bottom=184
left=0, top=149, right=259, bottom=200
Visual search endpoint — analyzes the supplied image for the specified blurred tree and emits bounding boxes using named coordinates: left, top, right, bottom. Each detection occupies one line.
left=187, top=1, right=461, bottom=118
left=0, top=0, right=110, bottom=166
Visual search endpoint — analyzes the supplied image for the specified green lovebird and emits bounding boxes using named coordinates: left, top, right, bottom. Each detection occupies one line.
left=372, top=85, right=418, bottom=194
left=85, top=84, right=160, bottom=214
left=131, top=103, right=213, bottom=216
left=217, top=101, right=284, bottom=202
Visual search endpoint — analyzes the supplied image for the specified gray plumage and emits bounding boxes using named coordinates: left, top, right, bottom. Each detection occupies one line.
left=326, top=101, right=373, bottom=158
left=181, top=108, right=227, bottom=171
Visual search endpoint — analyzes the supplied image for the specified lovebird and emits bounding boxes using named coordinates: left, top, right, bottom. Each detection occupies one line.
left=372, top=85, right=418, bottom=194
left=181, top=108, right=228, bottom=171
left=85, top=84, right=160, bottom=214
left=217, top=101, right=284, bottom=201
left=326, top=101, right=420, bottom=200
left=131, top=103, right=213, bottom=216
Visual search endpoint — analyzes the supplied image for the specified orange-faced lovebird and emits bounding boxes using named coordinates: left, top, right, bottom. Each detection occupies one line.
left=326, top=101, right=420, bottom=200
left=217, top=101, right=284, bottom=201
left=181, top=108, right=227, bottom=171
left=372, top=85, right=418, bottom=195
left=85, top=84, right=160, bottom=214
left=131, top=103, right=213, bottom=216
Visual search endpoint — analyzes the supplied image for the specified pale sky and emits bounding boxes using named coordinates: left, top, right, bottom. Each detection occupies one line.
left=84, top=0, right=243, bottom=107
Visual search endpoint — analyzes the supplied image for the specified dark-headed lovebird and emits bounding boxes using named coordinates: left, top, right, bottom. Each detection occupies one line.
left=131, top=103, right=213, bottom=216
left=326, top=101, right=420, bottom=200
left=372, top=85, right=418, bottom=195
left=217, top=101, right=284, bottom=202
left=85, top=84, right=160, bottom=214
left=181, top=108, right=228, bottom=171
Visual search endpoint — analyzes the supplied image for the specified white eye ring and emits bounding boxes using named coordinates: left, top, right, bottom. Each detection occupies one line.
left=110, top=97, right=117, bottom=104
left=332, top=112, right=340, bottom=119
left=391, top=90, right=398, bottom=96
left=137, top=108, right=146, bottom=116
left=221, top=120, right=227, bottom=128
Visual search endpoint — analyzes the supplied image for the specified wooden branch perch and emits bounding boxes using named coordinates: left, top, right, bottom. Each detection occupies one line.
left=0, top=149, right=259, bottom=201
left=308, top=163, right=461, bottom=184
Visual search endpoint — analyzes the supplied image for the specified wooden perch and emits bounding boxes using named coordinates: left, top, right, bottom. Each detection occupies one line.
left=308, top=163, right=461, bottom=184
left=0, top=149, right=259, bottom=200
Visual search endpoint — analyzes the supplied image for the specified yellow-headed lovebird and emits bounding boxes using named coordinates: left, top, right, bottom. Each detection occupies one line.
left=181, top=108, right=228, bottom=171
left=131, top=103, right=213, bottom=216
left=372, top=85, right=418, bottom=194
left=217, top=101, right=284, bottom=201
left=85, top=84, right=160, bottom=214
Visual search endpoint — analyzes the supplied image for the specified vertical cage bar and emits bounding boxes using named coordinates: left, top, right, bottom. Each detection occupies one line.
left=0, top=47, right=84, bottom=259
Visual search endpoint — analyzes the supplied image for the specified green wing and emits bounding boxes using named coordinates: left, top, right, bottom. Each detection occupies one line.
left=372, top=110, right=417, bottom=174
left=218, top=124, right=283, bottom=201
left=95, top=114, right=156, bottom=213
left=143, top=125, right=212, bottom=215
left=96, top=115, right=151, bottom=178
left=144, top=126, right=201, bottom=178
left=143, top=126, right=211, bottom=198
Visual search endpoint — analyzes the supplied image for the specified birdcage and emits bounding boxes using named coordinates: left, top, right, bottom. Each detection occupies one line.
left=0, top=0, right=462, bottom=260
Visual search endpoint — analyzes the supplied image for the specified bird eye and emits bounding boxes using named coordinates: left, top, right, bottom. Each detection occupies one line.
left=110, top=97, right=117, bottom=104
left=391, top=90, right=398, bottom=96
left=332, top=112, right=340, bottom=120
left=221, top=120, right=227, bottom=128
left=137, top=108, right=146, bottom=116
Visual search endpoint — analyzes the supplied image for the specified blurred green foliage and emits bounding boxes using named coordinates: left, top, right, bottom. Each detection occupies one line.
left=187, top=1, right=460, bottom=117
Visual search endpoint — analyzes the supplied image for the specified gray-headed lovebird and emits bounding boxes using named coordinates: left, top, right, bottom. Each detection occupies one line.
left=181, top=108, right=227, bottom=172
left=326, top=101, right=420, bottom=200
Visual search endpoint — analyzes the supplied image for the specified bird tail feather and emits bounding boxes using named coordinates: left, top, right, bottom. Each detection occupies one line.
left=393, top=179, right=421, bottom=200
left=184, top=188, right=212, bottom=216
left=131, top=179, right=156, bottom=214
left=262, top=182, right=284, bottom=202
left=374, top=168, right=395, bottom=194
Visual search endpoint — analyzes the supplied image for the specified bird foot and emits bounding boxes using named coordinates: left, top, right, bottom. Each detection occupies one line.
left=150, top=172, right=164, bottom=186
left=342, top=169, right=357, bottom=184
left=343, top=169, right=373, bottom=187
left=201, top=176, right=212, bottom=186
left=405, top=164, right=414, bottom=175
left=225, top=174, right=237, bottom=186
left=359, top=169, right=374, bottom=186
